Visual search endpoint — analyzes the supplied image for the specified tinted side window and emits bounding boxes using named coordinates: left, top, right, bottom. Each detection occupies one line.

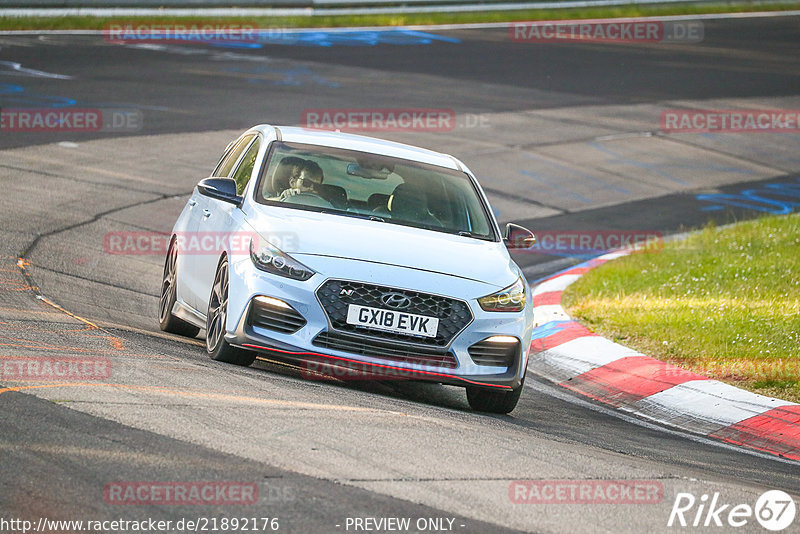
left=230, top=138, right=261, bottom=195
left=213, top=134, right=255, bottom=178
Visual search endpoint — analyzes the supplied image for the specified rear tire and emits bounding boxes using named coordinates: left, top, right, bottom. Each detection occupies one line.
left=206, top=256, right=256, bottom=367
left=466, top=379, right=524, bottom=414
left=159, top=238, right=201, bottom=338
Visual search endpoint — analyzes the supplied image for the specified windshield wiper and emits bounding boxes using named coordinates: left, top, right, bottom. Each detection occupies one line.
left=454, top=230, right=493, bottom=241
left=319, top=210, right=385, bottom=223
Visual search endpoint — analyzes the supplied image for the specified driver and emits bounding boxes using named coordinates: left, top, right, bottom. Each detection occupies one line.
left=277, top=160, right=324, bottom=201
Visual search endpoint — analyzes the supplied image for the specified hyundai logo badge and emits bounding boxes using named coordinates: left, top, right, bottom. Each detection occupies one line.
left=380, top=292, right=411, bottom=309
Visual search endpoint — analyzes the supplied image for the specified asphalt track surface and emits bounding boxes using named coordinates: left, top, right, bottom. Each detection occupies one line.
left=1, top=14, right=800, bottom=533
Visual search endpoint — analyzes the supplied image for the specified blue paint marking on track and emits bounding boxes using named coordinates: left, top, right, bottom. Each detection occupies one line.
left=197, top=30, right=460, bottom=48
left=0, top=83, right=76, bottom=108
left=208, top=41, right=263, bottom=49
left=530, top=320, right=572, bottom=340
left=0, top=83, right=23, bottom=95
left=269, top=29, right=461, bottom=46
left=696, top=177, right=800, bottom=214
left=0, top=83, right=165, bottom=113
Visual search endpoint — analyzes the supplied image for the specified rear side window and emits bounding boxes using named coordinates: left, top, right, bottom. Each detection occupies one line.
left=230, top=138, right=261, bottom=195
left=213, top=134, right=255, bottom=178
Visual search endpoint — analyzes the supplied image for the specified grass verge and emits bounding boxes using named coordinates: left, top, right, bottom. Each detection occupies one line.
left=563, top=214, right=800, bottom=403
left=0, top=2, right=799, bottom=30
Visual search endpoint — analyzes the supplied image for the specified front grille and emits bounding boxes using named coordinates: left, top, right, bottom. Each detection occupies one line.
left=315, top=279, right=472, bottom=347
left=312, top=331, right=457, bottom=368
left=468, top=338, right=519, bottom=367
left=248, top=298, right=306, bottom=334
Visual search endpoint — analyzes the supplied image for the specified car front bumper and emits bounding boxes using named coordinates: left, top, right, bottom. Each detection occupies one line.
left=224, top=254, right=533, bottom=390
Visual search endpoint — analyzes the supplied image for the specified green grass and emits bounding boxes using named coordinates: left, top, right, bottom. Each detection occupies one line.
left=2, top=2, right=800, bottom=30
left=563, top=214, right=800, bottom=403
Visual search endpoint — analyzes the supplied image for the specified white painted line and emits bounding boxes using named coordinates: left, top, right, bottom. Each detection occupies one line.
left=596, top=250, right=631, bottom=261
left=0, top=60, right=73, bottom=80
left=532, top=304, right=570, bottom=324
left=533, top=350, right=602, bottom=380
left=545, top=336, right=641, bottom=370
left=532, top=274, right=582, bottom=295
left=635, top=379, right=797, bottom=428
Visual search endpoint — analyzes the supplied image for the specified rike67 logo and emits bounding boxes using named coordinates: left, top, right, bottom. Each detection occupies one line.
left=668, top=490, right=796, bottom=531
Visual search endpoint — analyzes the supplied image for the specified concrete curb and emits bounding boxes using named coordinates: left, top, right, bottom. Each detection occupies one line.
left=528, top=250, right=800, bottom=461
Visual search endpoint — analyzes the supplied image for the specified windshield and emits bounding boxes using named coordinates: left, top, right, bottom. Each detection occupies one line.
left=254, top=141, right=496, bottom=240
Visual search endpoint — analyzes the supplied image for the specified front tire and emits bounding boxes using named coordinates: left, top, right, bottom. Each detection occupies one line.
left=159, top=238, right=201, bottom=338
left=466, top=379, right=524, bottom=414
left=206, top=256, right=256, bottom=367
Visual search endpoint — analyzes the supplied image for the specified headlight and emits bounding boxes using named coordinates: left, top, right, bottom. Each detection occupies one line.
left=478, top=277, right=526, bottom=312
left=249, top=238, right=315, bottom=281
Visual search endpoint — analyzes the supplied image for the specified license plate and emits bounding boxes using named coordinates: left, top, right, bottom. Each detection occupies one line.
left=346, top=304, right=439, bottom=338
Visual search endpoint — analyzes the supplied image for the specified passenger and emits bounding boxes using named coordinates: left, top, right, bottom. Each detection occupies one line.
left=267, top=156, right=306, bottom=200
left=277, top=160, right=324, bottom=202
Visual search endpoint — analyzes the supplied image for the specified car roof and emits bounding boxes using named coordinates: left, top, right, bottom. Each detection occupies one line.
left=249, top=125, right=462, bottom=171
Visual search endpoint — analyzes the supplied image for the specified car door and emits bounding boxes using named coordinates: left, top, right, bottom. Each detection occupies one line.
left=193, top=134, right=262, bottom=316
left=181, top=133, right=256, bottom=313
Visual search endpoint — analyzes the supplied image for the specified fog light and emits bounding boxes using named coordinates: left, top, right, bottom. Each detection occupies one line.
left=254, top=295, right=292, bottom=309
left=468, top=336, right=520, bottom=367
left=484, top=335, right=519, bottom=344
left=249, top=296, right=306, bottom=334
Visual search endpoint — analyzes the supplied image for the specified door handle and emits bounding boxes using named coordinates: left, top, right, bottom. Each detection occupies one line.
left=202, top=209, right=211, bottom=218
left=188, top=199, right=197, bottom=207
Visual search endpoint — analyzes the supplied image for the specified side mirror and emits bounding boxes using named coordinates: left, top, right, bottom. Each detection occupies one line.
left=197, top=178, right=242, bottom=205
left=504, top=223, right=536, bottom=250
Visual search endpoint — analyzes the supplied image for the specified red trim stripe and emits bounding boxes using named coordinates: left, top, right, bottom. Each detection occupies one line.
left=532, top=291, right=563, bottom=307
left=561, top=356, right=709, bottom=406
left=241, top=343, right=512, bottom=389
left=710, top=405, right=800, bottom=460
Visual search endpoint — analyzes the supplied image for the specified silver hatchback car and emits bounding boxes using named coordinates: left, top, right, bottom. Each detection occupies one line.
left=160, top=125, right=536, bottom=413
